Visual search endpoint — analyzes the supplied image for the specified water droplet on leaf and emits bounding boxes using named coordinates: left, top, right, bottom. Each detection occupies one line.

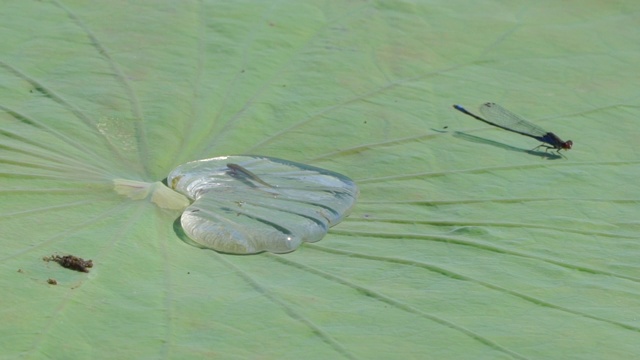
left=167, top=156, right=358, bottom=254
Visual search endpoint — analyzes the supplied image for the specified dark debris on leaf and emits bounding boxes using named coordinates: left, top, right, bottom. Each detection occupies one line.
left=43, top=255, right=93, bottom=273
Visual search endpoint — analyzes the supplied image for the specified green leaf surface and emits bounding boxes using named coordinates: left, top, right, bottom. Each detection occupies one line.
left=2, top=1, right=639, bottom=359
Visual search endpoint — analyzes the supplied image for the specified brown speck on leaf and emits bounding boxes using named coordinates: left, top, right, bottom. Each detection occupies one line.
left=17, top=269, right=24, bottom=273
left=44, top=255, right=93, bottom=273
left=47, top=278, right=58, bottom=285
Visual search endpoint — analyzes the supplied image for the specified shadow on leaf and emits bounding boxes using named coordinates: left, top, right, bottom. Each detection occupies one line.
left=452, top=131, right=563, bottom=160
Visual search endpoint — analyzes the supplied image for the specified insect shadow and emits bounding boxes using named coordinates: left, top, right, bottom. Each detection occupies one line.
left=453, top=131, right=562, bottom=160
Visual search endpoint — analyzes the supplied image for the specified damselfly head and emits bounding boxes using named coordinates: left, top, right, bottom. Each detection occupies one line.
left=563, top=140, right=573, bottom=150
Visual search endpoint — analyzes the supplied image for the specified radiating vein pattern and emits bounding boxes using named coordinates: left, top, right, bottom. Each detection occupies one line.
left=168, top=156, right=358, bottom=254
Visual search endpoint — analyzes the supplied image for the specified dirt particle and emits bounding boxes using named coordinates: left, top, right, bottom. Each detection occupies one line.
left=44, top=255, right=93, bottom=273
left=47, top=278, right=58, bottom=285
